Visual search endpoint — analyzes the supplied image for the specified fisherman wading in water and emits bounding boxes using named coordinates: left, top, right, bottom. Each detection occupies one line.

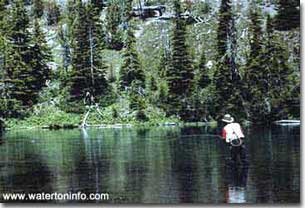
left=221, top=114, right=248, bottom=166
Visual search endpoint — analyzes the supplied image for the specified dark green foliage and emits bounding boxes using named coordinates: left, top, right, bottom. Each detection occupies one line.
left=0, top=0, right=6, bottom=29
left=214, top=0, right=233, bottom=116
left=216, top=0, right=232, bottom=57
left=249, top=10, right=262, bottom=57
left=68, top=0, right=108, bottom=105
left=105, top=1, right=124, bottom=50
left=243, top=10, right=267, bottom=122
left=119, top=28, right=145, bottom=90
left=30, top=19, right=52, bottom=91
left=0, top=0, right=299, bottom=125
left=129, top=83, right=148, bottom=120
left=104, top=0, right=133, bottom=50
left=118, top=27, right=146, bottom=116
left=244, top=12, right=296, bottom=122
left=197, top=51, right=210, bottom=89
left=213, top=0, right=244, bottom=120
left=166, top=0, right=194, bottom=120
left=33, top=0, right=44, bottom=18
left=4, top=0, right=38, bottom=107
left=155, top=48, right=169, bottom=109
left=157, top=48, right=170, bottom=79
left=148, top=75, right=158, bottom=92
left=262, top=16, right=296, bottom=120
left=57, top=24, right=71, bottom=73
left=189, top=51, right=211, bottom=122
left=274, top=0, right=299, bottom=31
left=46, top=1, right=61, bottom=26
left=123, top=0, right=133, bottom=22
left=0, top=1, right=52, bottom=118
left=91, top=0, right=105, bottom=13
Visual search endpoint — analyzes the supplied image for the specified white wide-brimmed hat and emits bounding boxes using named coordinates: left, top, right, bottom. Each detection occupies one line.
left=222, top=114, right=234, bottom=123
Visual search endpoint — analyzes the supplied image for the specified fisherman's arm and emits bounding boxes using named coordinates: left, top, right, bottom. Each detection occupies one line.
left=221, top=129, right=227, bottom=140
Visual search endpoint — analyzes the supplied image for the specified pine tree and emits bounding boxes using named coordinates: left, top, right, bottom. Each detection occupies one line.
left=0, top=2, right=9, bottom=117
left=188, top=51, right=211, bottom=121
left=261, top=15, right=295, bottom=120
left=213, top=0, right=243, bottom=120
left=123, top=0, right=133, bottom=22
left=166, top=0, right=194, bottom=120
left=30, top=19, right=52, bottom=92
left=244, top=9, right=272, bottom=122
left=69, top=1, right=108, bottom=105
left=197, top=51, right=210, bottom=89
left=105, top=1, right=124, bottom=50
left=155, top=48, right=169, bottom=109
left=0, top=0, right=6, bottom=29
left=157, top=48, right=169, bottom=79
left=216, top=0, right=232, bottom=58
left=274, top=0, right=299, bottom=31
left=33, top=0, right=44, bottom=18
left=58, top=0, right=77, bottom=74
left=119, top=28, right=145, bottom=90
left=0, top=0, right=6, bottom=70
left=91, top=0, right=105, bottom=13
left=4, top=0, right=37, bottom=108
left=46, top=0, right=61, bottom=26
left=87, top=2, right=109, bottom=97
left=119, top=28, right=146, bottom=114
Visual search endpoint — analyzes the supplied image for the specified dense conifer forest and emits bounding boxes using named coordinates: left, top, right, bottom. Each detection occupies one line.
left=0, top=0, right=300, bottom=128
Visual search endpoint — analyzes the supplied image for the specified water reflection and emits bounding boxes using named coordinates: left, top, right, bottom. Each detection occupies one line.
left=0, top=125, right=300, bottom=203
left=225, top=164, right=248, bottom=203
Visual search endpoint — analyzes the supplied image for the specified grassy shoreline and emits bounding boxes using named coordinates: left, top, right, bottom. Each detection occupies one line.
left=3, top=106, right=218, bottom=130
left=4, top=118, right=217, bottom=131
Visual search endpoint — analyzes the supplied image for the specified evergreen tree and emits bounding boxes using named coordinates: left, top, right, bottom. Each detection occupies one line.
left=166, top=0, right=194, bottom=120
left=122, top=0, right=133, bottom=22
left=46, top=1, right=61, bottom=26
left=216, top=0, right=232, bottom=58
left=155, top=48, right=169, bottom=109
left=261, top=15, right=295, bottom=120
left=105, top=1, right=124, bottom=50
left=91, top=0, right=105, bottom=13
left=0, top=0, right=6, bottom=29
left=244, top=9, right=272, bottom=122
left=58, top=24, right=71, bottom=73
left=33, top=0, right=44, bottom=18
left=197, top=51, right=210, bottom=89
left=274, top=0, right=299, bottom=31
left=244, top=9, right=263, bottom=121
left=157, top=47, right=170, bottom=79
left=119, top=28, right=145, bottom=90
left=69, top=1, right=90, bottom=102
left=0, top=2, right=9, bottom=117
left=213, top=0, right=243, bottom=120
left=58, top=0, right=78, bottom=74
left=119, top=28, right=146, bottom=114
left=189, top=51, right=211, bottom=121
left=69, top=1, right=108, bottom=105
left=87, top=2, right=109, bottom=98
left=0, top=0, right=7, bottom=71
left=30, top=19, right=52, bottom=92
left=4, top=0, right=38, bottom=108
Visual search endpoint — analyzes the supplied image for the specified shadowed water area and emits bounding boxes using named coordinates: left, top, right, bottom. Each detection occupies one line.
left=0, top=125, right=300, bottom=203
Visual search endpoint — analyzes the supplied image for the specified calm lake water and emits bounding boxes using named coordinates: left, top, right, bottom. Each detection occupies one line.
left=0, top=125, right=300, bottom=203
